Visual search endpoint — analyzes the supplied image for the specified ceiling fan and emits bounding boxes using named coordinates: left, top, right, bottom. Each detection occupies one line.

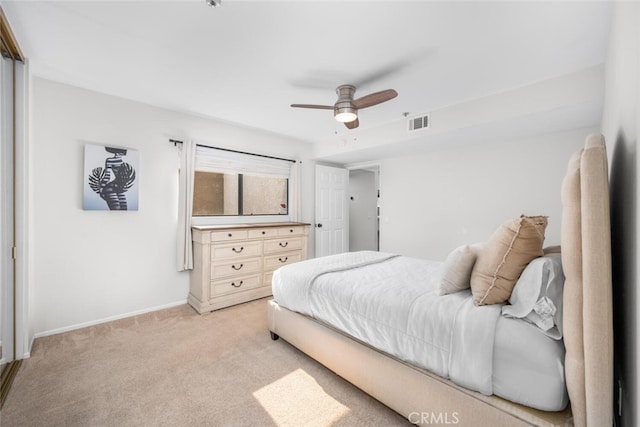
left=291, top=85, right=398, bottom=129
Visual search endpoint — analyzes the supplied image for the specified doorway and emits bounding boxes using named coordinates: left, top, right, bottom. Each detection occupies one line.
left=348, top=166, right=379, bottom=252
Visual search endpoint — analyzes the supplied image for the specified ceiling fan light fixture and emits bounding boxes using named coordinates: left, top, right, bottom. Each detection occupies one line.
left=291, top=84, right=396, bottom=129
left=334, top=107, right=358, bottom=123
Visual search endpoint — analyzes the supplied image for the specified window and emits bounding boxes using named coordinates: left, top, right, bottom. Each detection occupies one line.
left=193, top=172, right=288, bottom=216
left=192, top=146, right=292, bottom=217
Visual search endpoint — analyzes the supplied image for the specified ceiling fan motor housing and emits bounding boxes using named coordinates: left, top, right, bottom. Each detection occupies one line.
left=334, top=85, right=358, bottom=122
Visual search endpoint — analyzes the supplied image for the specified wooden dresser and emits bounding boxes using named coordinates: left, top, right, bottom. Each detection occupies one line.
left=188, top=222, right=309, bottom=313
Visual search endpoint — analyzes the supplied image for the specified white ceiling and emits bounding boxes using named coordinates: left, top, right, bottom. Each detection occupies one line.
left=2, top=1, right=612, bottom=152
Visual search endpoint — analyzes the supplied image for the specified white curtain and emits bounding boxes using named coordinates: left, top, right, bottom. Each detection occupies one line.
left=289, top=161, right=302, bottom=221
left=177, top=140, right=196, bottom=271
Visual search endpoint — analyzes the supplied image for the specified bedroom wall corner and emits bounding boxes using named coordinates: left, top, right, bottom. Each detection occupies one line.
left=29, top=78, right=314, bottom=337
left=602, top=3, right=640, bottom=427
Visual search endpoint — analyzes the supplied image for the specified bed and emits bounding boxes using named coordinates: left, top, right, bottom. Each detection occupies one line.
left=267, top=134, right=612, bottom=427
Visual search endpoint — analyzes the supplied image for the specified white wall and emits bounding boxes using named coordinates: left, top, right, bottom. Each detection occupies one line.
left=379, top=128, right=595, bottom=260
left=30, top=78, right=313, bottom=337
left=601, top=3, right=640, bottom=427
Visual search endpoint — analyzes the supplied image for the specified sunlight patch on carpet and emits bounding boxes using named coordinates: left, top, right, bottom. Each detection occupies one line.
left=253, top=368, right=350, bottom=426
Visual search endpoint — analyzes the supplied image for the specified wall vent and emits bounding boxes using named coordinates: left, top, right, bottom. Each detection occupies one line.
left=408, top=113, right=430, bottom=132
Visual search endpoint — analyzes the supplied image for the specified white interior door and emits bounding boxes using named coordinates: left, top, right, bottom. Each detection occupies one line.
left=315, top=164, right=348, bottom=257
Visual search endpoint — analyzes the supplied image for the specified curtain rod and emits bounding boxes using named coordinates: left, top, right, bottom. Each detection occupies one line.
left=169, top=139, right=296, bottom=163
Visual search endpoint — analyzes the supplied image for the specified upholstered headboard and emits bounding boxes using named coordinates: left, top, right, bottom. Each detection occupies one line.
left=561, top=133, right=613, bottom=427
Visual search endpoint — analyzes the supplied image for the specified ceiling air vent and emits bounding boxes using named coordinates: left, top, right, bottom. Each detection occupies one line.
left=408, top=113, right=430, bottom=132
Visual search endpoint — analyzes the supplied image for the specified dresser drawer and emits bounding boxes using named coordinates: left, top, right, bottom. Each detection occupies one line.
left=211, top=274, right=262, bottom=297
left=263, top=237, right=303, bottom=254
left=211, top=241, right=262, bottom=260
left=278, top=226, right=305, bottom=236
left=210, top=230, right=248, bottom=242
left=264, top=252, right=302, bottom=270
left=211, top=257, right=262, bottom=278
left=248, top=228, right=279, bottom=239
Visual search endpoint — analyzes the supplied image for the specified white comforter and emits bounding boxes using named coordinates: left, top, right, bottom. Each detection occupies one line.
left=272, top=251, right=503, bottom=395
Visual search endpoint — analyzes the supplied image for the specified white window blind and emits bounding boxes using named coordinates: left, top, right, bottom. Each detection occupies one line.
left=195, top=146, right=292, bottom=178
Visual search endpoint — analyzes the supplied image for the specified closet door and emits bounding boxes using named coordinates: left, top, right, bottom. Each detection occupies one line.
left=0, top=51, right=15, bottom=378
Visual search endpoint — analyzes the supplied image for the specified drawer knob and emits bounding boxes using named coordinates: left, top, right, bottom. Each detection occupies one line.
left=232, top=264, right=244, bottom=270
left=289, top=229, right=294, bottom=233
left=228, top=233, right=233, bottom=237
left=278, top=257, right=288, bottom=263
left=262, top=231, right=266, bottom=235
left=232, top=247, right=244, bottom=253
left=231, top=281, right=243, bottom=288
left=279, top=242, right=288, bottom=248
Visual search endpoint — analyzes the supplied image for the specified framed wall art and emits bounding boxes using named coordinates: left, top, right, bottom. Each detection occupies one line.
left=83, top=143, right=139, bottom=211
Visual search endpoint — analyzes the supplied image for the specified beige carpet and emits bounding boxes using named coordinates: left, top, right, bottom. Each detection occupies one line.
left=0, top=298, right=409, bottom=426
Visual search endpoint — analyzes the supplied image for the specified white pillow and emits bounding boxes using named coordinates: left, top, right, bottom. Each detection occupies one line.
left=501, top=254, right=564, bottom=339
left=439, top=243, right=484, bottom=295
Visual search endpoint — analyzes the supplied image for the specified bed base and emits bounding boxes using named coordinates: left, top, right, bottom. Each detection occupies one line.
left=268, top=299, right=572, bottom=427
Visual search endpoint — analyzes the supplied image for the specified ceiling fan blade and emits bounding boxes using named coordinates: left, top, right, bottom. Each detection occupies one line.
left=352, top=89, right=398, bottom=109
left=344, top=118, right=359, bottom=129
left=290, top=104, right=334, bottom=110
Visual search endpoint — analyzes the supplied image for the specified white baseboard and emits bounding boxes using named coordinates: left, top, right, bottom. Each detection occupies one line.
left=33, top=299, right=189, bottom=340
